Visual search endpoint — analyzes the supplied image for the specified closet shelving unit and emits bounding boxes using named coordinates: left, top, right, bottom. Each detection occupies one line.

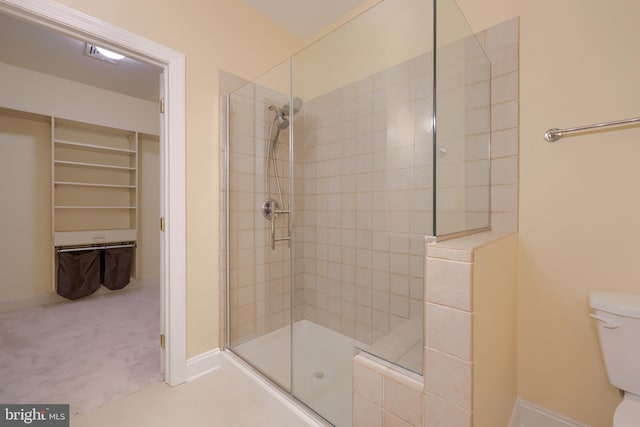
left=51, top=117, right=138, bottom=278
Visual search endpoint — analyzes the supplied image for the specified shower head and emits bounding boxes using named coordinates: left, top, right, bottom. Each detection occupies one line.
left=282, top=97, right=303, bottom=116
left=270, top=97, right=303, bottom=130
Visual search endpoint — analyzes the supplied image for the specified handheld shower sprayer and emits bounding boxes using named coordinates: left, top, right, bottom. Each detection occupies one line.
left=262, top=96, right=303, bottom=221
left=262, top=96, right=304, bottom=249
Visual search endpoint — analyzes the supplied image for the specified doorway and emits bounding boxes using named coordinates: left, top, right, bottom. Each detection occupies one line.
left=0, top=0, right=186, bottom=395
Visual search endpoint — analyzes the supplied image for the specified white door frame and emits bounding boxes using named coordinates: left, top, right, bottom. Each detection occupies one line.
left=0, top=0, right=187, bottom=386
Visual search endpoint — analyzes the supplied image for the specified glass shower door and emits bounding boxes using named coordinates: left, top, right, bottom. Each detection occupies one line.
left=289, top=0, right=434, bottom=425
left=227, top=60, right=293, bottom=392
left=434, top=0, right=491, bottom=236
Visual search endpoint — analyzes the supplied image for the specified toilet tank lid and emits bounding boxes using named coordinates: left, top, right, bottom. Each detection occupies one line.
left=590, top=291, right=640, bottom=318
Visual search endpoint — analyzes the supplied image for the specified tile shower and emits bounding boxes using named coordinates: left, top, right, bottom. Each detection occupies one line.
left=299, top=53, right=437, bottom=371
left=220, top=0, right=519, bottom=425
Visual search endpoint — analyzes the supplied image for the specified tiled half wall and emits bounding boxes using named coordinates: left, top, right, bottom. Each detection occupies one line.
left=353, top=230, right=518, bottom=427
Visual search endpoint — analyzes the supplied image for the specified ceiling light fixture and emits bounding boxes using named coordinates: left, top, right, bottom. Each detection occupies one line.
left=96, top=47, right=124, bottom=61
left=85, top=44, right=125, bottom=63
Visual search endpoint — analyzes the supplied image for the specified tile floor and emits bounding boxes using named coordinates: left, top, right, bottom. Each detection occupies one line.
left=72, top=353, right=323, bottom=427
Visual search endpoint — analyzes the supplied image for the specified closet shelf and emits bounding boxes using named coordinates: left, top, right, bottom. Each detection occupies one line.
left=54, top=139, right=136, bottom=154
left=54, top=160, right=136, bottom=171
left=54, top=181, right=136, bottom=189
left=51, top=117, right=141, bottom=288
left=55, top=205, right=137, bottom=209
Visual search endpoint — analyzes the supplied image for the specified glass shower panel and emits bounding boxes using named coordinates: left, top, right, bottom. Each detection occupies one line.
left=435, top=0, right=491, bottom=236
left=225, top=0, right=492, bottom=425
left=227, top=60, right=293, bottom=391
left=291, top=1, right=433, bottom=422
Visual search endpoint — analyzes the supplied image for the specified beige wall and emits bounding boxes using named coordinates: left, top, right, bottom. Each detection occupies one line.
left=0, top=112, right=51, bottom=301
left=138, top=135, right=160, bottom=283
left=304, top=0, right=382, bottom=45
left=0, top=62, right=158, bottom=135
left=295, top=0, right=433, bottom=100
left=473, top=233, right=517, bottom=427
left=53, top=0, right=305, bottom=357
left=455, top=0, right=640, bottom=425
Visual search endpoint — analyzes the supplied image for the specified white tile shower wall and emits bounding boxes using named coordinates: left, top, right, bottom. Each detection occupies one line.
left=436, top=17, right=519, bottom=235
left=301, top=55, right=432, bottom=359
left=299, top=18, right=515, bottom=355
left=353, top=354, right=424, bottom=427
left=485, top=18, right=519, bottom=232
left=435, top=31, right=492, bottom=235
left=224, top=77, right=304, bottom=345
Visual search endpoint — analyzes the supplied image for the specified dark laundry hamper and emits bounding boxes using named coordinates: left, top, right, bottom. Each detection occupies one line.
left=101, top=247, right=133, bottom=290
left=57, top=250, right=101, bottom=300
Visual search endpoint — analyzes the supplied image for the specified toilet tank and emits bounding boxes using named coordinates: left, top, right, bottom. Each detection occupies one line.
left=590, top=291, right=640, bottom=396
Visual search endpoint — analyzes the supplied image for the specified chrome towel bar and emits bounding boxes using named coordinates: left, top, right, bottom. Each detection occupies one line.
left=544, top=116, right=640, bottom=142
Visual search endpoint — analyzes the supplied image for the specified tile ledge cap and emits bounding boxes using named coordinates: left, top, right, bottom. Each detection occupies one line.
left=427, top=230, right=515, bottom=252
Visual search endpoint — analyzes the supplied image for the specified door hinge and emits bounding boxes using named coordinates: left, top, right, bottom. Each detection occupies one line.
left=160, top=334, right=166, bottom=350
left=160, top=217, right=165, bottom=232
left=160, top=97, right=165, bottom=113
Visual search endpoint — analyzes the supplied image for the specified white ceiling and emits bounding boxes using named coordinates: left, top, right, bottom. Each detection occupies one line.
left=241, top=0, right=367, bottom=39
left=0, top=1, right=366, bottom=102
left=0, top=13, right=162, bottom=102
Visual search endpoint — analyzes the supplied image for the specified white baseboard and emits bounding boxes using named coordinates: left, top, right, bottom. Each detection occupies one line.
left=0, top=293, right=61, bottom=313
left=0, top=279, right=158, bottom=313
left=186, top=349, right=222, bottom=382
left=511, top=399, right=592, bottom=427
left=509, top=398, right=521, bottom=427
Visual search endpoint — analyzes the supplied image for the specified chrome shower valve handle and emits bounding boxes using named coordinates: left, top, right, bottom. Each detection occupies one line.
left=262, top=199, right=291, bottom=249
left=262, top=198, right=278, bottom=220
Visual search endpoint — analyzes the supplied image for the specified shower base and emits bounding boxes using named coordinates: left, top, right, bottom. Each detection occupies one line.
left=234, top=320, right=366, bottom=427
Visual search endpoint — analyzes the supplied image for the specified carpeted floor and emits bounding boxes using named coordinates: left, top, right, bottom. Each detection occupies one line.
left=0, top=285, right=162, bottom=416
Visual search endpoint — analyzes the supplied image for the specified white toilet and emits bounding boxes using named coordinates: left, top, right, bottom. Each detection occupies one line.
left=590, top=291, right=640, bottom=427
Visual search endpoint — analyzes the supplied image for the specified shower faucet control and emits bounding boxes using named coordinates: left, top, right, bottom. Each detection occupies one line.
left=262, top=198, right=291, bottom=250
left=262, top=198, right=278, bottom=220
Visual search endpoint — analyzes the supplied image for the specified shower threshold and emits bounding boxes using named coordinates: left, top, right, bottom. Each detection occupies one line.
left=231, top=320, right=369, bottom=427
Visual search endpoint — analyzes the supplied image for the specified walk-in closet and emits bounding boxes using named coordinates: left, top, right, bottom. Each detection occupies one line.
left=0, top=10, right=164, bottom=415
